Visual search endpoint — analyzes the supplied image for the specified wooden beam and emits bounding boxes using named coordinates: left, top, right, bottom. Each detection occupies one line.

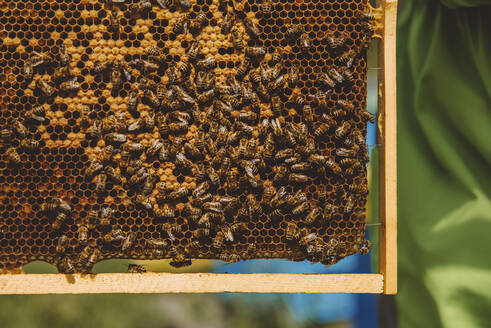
left=0, top=273, right=384, bottom=294
left=378, top=0, right=398, bottom=295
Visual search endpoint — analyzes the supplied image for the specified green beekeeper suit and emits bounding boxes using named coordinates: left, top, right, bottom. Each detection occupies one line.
left=397, top=0, right=491, bottom=327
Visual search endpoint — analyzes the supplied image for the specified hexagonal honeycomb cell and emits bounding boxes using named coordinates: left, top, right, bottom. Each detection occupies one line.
left=0, top=0, right=374, bottom=273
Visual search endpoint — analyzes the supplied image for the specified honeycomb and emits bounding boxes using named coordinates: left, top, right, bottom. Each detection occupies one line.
left=0, top=0, right=374, bottom=273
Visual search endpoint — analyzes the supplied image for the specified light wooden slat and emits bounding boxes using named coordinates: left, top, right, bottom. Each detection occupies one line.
left=378, top=0, right=398, bottom=295
left=0, top=273, right=383, bottom=294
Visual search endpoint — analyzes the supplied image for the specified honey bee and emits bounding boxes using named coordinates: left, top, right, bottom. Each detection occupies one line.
left=193, top=228, right=211, bottom=240
left=134, top=193, right=153, bottom=210
left=325, top=33, right=347, bottom=50
left=130, top=0, right=152, bottom=17
left=77, top=224, right=89, bottom=245
left=236, top=58, right=250, bottom=80
left=24, top=105, right=46, bottom=124
left=305, top=206, right=322, bottom=225
left=319, top=72, right=336, bottom=89
left=288, top=173, right=309, bottom=184
left=261, top=0, right=273, bottom=13
left=203, top=201, right=223, bottom=214
left=221, top=10, right=235, bottom=34
left=212, top=230, right=224, bottom=249
left=167, top=186, right=188, bottom=201
left=183, top=204, right=202, bottom=222
left=344, top=195, right=356, bottom=213
left=146, top=238, right=169, bottom=249
left=325, top=157, right=342, bottom=175
left=187, top=41, right=200, bottom=62
left=162, top=222, right=179, bottom=241
left=30, top=51, right=53, bottom=67
left=127, top=263, right=147, bottom=273
left=20, top=139, right=40, bottom=152
left=358, top=240, right=371, bottom=255
left=56, top=235, right=68, bottom=254
left=196, top=57, right=217, bottom=72
left=87, top=248, right=101, bottom=269
left=95, top=173, right=107, bottom=194
left=361, top=21, right=375, bottom=36
left=328, top=68, right=345, bottom=85
left=245, top=47, right=266, bottom=60
left=285, top=24, right=303, bottom=41
left=59, top=257, right=75, bottom=274
left=299, top=33, right=311, bottom=52
left=226, top=169, right=239, bottom=193
left=104, top=228, right=125, bottom=244
left=361, top=110, right=375, bottom=123
left=52, top=212, right=68, bottom=230
left=155, top=0, right=172, bottom=9
left=336, top=147, right=357, bottom=158
left=190, top=12, right=206, bottom=34
left=51, top=65, right=70, bottom=84
left=36, top=79, right=55, bottom=97
left=22, top=60, right=34, bottom=82
left=5, top=147, right=21, bottom=165
left=335, top=121, right=351, bottom=139
left=155, top=204, right=176, bottom=220
left=338, top=49, right=356, bottom=67
left=285, top=222, right=300, bottom=241
left=246, top=194, right=263, bottom=218
left=109, top=10, right=120, bottom=36
left=58, top=77, right=80, bottom=93
left=173, top=14, right=189, bottom=35
left=131, top=59, right=158, bottom=76
left=175, top=0, right=192, bottom=10
left=243, top=17, right=261, bottom=39
left=96, top=207, right=112, bottom=226
left=268, top=74, right=286, bottom=92
left=170, top=252, right=192, bottom=268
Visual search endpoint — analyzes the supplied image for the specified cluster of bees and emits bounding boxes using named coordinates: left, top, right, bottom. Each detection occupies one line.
left=0, top=0, right=375, bottom=273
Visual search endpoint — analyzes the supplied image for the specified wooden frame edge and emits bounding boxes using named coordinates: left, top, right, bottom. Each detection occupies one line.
left=0, top=273, right=383, bottom=294
left=378, top=0, right=398, bottom=295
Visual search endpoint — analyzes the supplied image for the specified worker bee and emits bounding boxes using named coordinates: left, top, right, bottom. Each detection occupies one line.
left=59, top=257, right=75, bottom=274
left=183, top=204, right=202, bottom=222
left=328, top=68, right=345, bottom=85
left=305, top=206, right=322, bottom=225
left=190, top=12, right=206, bottom=34
left=155, top=204, right=175, bottom=219
left=109, top=10, right=120, bottom=36
left=77, top=224, right=89, bottom=245
left=167, top=186, right=188, bottom=201
left=325, top=157, right=342, bottom=175
left=285, top=24, right=303, bottom=41
left=196, top=57, right=217, bottom=72
left=243, top=17, right=261, bottom=39
left=335, top=121, right=351, bottom=139
left=289, top=173, right=309, bottom=184
left=58, top=77, right=80, bottom=93
left=186, top=41, right=200, bottom=62
left=55, top=235, right=68, bottom=254
left=52, top=212, right=68, bottom=230
left=261, top=0, right=273, bottom=13
left=268, top=74, right=285, bottom=92
left=130, top=0, right=152, bottom=17
left=19, top=139, right=39, bottom=152
left=24, top=105, right=45, bottom=124
left=203, top=201, right=223, bottom=214
left=30, top=51, right=53, bottom=67
left=162, top=222, right=181, bottom=241
left=299, top=231, right=317, bottom=247
left=314, top=122, right=334, bottom=138
left=105, top=166, right=121, bottom=185
left=236, top=58, right=250, bottom=80
left=87, top=120, right=104, bottom=139
left=246, top=194, right=263, bottom=218
left=318, top=73, right=335, bottom=90
left=226, top=169, right=239, bottom=193
left=245, top=47, right=266, bottom=60
left=302, top=104, right=314, bottom=125
left=340, top=67, right=355, bottom=85
left=193, top=228, right=211, bottom=240
left=134, top=193, right=153, bottom=210
left=336, top=147, right=357, bottom=158
left=5, top=147, right=21, bottom=165
left=170, top=252, right=192, bottom=268
left=324, top=32, right=347, bottom=50
left=175, top=0, right=192, bottom=10
left=95, top=174, right=107, bottom=194
left=104, top=228, right=125, bottom=244
left=0, top=128, right=12, bottom=144
left=221, top=10, right=235, bottom=34
left=132, top=59, right=159, bottom=76
left=285, top=222, right=300, bottom=241
left=87, top=248, right=101, bottom=269
left=127, top=263, right=147, bottom=273
left=58, top=45, right=71, bottom=67
left=336, top=99, right=355, bottom=112
left=94, top=60, right=113, bottom=74
left=358, top=240, right=371, bottom=255
left=361, top=21, right=375, bottom=36
left=173, top=14, right=189, bottom=35
left=338, top=49, right=356, bottom=67
left=36, top=79, right=55, bottom=97
left=124, top=142, right=144, bottom=156
left=212, top=230, right=224, bottom=249
left=360, top=110, right=375, bottom=123
left=51, top=65, right=70, bottom=84
left=155, top=0, right=172, bottom=9
left=146, top=238, right=169, bottom=249
left=286, top=64, right=299, bottom=88
left=299, top=33, right=311, bottom=52
left=22, top=60, right=34, bottom=82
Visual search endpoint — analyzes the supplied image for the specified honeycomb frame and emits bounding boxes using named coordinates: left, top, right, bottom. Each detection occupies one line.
left=0, top=0, right=397, bottom=294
